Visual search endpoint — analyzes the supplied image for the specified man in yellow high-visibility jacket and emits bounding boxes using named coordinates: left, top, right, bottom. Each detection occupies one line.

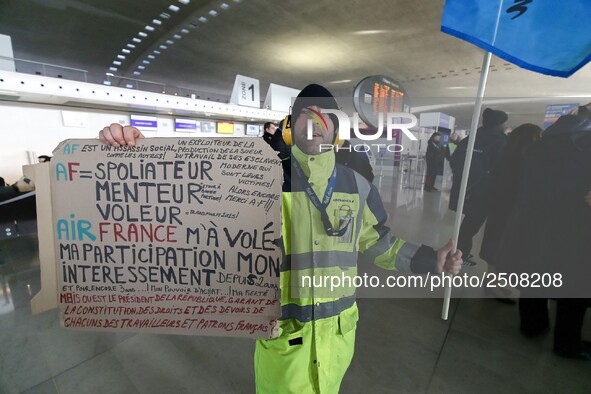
left=98, top=84, right=462, bottom=394
left=253, top=84, right=462, bottom=393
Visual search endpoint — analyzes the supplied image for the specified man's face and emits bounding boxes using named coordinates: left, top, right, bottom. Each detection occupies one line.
left=293, top=106, right=335, bottom=155
left=433, top=135, right=441, bottom=143
left=266, top=124, right=277, bottom=135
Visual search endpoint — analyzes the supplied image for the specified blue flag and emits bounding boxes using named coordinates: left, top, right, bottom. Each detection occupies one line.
left=441, top=0, right=591, bottom=78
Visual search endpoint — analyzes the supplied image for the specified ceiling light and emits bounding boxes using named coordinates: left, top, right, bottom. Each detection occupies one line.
left=126, top=84, right=134, bottom=89
left=148, top=55, right=155, bottom=59
left=145, top=25, right=155, bottom=31
left=208, top=10, right=218, bottom=17
left=352, top=30, right=389, bottom=35
left=166, top=40, right=174, bottom=44
left=190, top=22, right=198, bottom=28
left=153, top=50, right=161, bottom=54
left=138, top=65, right=146, bottom=70
left=105, top=72, right=114, bottom=76
left=127, top=43, right=136, bottom=48
left=220, top=3, right=230, bottom=10
left=133, top=71, right=141, bottom=75
left=153, top=19, right=162, bottom=25
left=232, top=0, right=242, bottom=3
left=160, top=45, right=168, bottom=49
left=117, top=54, right=126, bottom=59
left=142, top=60, right=150, bottom=64
left=169, top=5, right=180, bottom=12
left=109, top=67, right=118, bottom=72
left=122, top=48, right=131, bottom=54
left=113, top=60, right=122, bottom=65
left=199, top=16, right=208, bottom=23
left=180, top=28, right=190, bottom=34
left=132, top=37, right=142, bottom=43
left=173, top=34, right=182, bottom=39
left=178, top=0, right=190, bottom=4
left=103, top=81, right=112, bottom=85
left=160, top=12, right=171, bottom=19
left=138, top=32, right=148, bottom=37
left=329, top=79, right=352, bottom=84
left=162, top=90, right=166, bottom=93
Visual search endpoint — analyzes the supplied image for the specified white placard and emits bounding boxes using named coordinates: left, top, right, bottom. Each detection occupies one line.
left=229, top=74, right=261, bottom=108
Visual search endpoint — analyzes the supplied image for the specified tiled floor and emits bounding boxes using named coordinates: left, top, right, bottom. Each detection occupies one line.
left=1, top=171, right=590, bottom=393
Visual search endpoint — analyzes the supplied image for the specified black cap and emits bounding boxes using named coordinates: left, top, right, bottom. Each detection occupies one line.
left=292, top=84, right=339, bottom=124
left=482, top=108, right=509, bottom=128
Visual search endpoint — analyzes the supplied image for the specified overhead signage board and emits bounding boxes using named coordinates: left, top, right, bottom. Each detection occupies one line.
left=246, top=124, right=260, bottom=136
left=229, top=74, right=261, bottom=108
left=217, top=122, right=234, bottom=134
left=175, top=119, right=200, bottom=133
left=353, top=76, right=409, bottom=129
left=130, top=115, right=158, bottom=132
left=50, top=138, right=283, bottom=338
left=233, top=123, right=245, bottom=135
left=201, top=121, right=216, bottom=133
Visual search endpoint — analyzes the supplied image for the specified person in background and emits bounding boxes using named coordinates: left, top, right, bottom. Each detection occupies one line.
left=449, top=108, right=509, bottom=259
left=335, top=140, right=375, bottom=182
left=496, top=104, right=591, bottom=360
left=263, top=121, right=291, bottom=178
left=424, top=132, right=445, bottom=192
left=478, top=123, right=542, bottom=303
left=98, top=83, right=463, bottom=393
left=445, top=131, right=460, bottom=159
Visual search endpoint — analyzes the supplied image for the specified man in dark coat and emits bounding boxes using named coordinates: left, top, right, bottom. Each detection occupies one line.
left=495, top=106, right=591, bottom=360
left=263, top=121, right=292, bottom=179
left=424, top=132, right=445, bottom=191
left=449, top=108, right=508, bottom=257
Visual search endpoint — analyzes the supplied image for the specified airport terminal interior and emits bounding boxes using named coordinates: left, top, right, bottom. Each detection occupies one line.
left=1, top=0, right=590, bottom=393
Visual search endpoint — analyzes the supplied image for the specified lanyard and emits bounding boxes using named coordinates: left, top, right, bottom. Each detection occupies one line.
left=292, top=157, right=349, bottom=237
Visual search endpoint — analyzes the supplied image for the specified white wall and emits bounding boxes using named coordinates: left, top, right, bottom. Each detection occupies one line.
left=0, top=101, right=259, bottom=183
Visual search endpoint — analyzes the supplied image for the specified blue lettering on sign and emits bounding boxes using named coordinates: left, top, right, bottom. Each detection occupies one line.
left=176, top=122, right=197, bottom=130
left=131, top=120, right=158, bottom=128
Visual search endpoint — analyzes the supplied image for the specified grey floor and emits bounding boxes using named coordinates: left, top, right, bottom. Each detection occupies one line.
left=1, top=169, right=590, bottom=394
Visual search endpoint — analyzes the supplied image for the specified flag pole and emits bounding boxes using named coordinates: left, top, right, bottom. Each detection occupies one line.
left=441, top=51, right=492, bottom=320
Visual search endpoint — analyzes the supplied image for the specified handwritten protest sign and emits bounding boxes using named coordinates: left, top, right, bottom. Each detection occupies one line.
left=51, top=138, right=283, bottom=338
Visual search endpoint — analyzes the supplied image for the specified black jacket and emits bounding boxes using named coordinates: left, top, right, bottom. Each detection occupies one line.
left=495, top=116, right=591, bottom=297
left=425, top=140, right=445, bottom=176
left=335, top=141, right=375, bottom=182
left=263, top=129, right=291, bottom=161
left=449, top=126, right=507, bottom=212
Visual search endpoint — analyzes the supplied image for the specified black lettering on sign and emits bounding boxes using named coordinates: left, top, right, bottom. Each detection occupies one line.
left=506, top=0, right=533, bottom=19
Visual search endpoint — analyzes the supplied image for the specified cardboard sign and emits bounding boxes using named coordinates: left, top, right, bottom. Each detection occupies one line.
left=51, top=138, right=283, bottom=338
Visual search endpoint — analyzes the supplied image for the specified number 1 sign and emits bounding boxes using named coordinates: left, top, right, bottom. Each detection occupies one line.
left=230, top=74, right=261, bottom=108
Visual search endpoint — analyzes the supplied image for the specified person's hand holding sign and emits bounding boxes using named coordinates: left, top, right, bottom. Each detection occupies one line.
left=99, top=123, right=144, bottom=147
